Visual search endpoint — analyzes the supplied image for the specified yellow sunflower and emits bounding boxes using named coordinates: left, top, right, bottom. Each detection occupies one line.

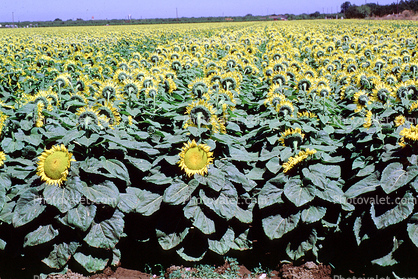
left=394, top=115, right=406, bottom=127
left=37, top=144, right=76, bottom=186
left=282, top=148, right=317, bottom=174
left=399, top=124, right=418, bottom=147
left=0, top=151, right=6, bottom=167
left=178, top=140, right=214, bottom=177
left=278, top=128, right=305, bottom=149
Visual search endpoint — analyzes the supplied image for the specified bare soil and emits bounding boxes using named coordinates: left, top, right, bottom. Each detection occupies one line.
left=46, top=260, right=332, bottom=279
left=370, top=10, right=418, bottom=20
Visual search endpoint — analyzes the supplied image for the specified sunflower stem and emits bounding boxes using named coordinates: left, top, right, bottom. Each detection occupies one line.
left=293, top=140, right=298, bottom=151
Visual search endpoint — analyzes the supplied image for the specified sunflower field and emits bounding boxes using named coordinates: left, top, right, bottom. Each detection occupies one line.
left=1, top=20, right=418, bottom=277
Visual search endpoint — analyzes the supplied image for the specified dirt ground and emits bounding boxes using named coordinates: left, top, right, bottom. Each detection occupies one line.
left=46, top=260, right=331, bottom=279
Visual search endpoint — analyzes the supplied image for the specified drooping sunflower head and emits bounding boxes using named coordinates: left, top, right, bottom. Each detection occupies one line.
left=186, top=99, right=215, bottom=126
left=271, top=72, right=287, bottom=86
left=353, top=91, right=371, bottom=112
left=76, top=106, right=102, bottom=129
left=399, top=124, right=418, bottom=147
left=279, top=128, right=305, bottom=148
left=189, top=78, right=210, bottom=99
left=372, top=83, right=390, bottom=103
left=316, top=84, right=332, bottom=97
left=0, top=151, right=5, bottom=167
left=220, top=72, right=241, bottom=91
left=123, top=80, right=141, bottom=97
left=145, top=86, right=158, bottom=98
left=178, top=139, right=213, bottom=177
left=276, top=100, right=294, bottom=116
left=37, top=144, right=75, bottom=186
left=55, top=74, right=71, bottom=88
left=97, top=81, right=119, bottom=100
left=95, top=102, right=121, bottom=127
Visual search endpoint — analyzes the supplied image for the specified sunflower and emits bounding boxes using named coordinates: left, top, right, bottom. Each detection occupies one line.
left=178, top=140, right=213, bottom=177
left=372, top=83, right=391, bottom=104
left=353, top=91, right=371, bottom=112
left=394, top=115, right=406, bottom=127
left=95, top=102, right=121, bottom=127
left=363, top=110, right=373, bottom=129
left=37, top=144, right=76, bottom=186
left=276, top=100, right=294, bottom=116
left=0, top=151, right=6, bottom=167
left=399, top=124, right=418, bottom=147
left=76, top=106, right=104, bottom=129
left=188, top=78, right=210, bottom=99
left=184, top=99, right=225, bottom=133
left=279, top=128, right=305, bottom=149
left=35, top=102, right=45, bottom=128
left=0, top=112, right=8, bottom=136
left=282, top=148, right=317, bottom=174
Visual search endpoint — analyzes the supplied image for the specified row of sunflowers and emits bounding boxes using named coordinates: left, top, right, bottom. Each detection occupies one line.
left=0, top=20, right=418, bottom=277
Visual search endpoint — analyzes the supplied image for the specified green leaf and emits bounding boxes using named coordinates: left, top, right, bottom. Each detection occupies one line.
left=381, top=163, right=418, bottom=194
left=345, top=173, right=380, bottom=199
left=262, top=212, right=300, bottom=240
left=371, top=192, right=415, bottom=230
left=301, top=206, right=327, bottom=224
left=407, top=219, right=418, bottom=248
left=62, top=204, right=96, bottom=232
left=163, top=179, right=199, bottom=205
left=82, top=181, right=119, bottom=207
left=208, top=228, right=235, bottom=255
left=223, top=162, right=257, bottom=192
left=266, top=156, right=281, bottom=174
left=184, top=197, right=216, bottom=235
left=357, top=164, right=375, bottom=177
left=125, top=155, right=152, bottom=172
left=317, top=180, right=354, bottom=211
left=83, top=210, right=125, bottom=249
left=42, top=242, right=81, bottom=269
left=284, top=178, right=316, bottom=207
left=12, top=189, right=46, bottom=228
left=176, top=247, right=206, bottom=262
left=353, top=215, right=369, bottom=246
left=309, top=163, right=341, bottom=179
left=135, top=189, right=163, bottom=216
left=0, top=201, right=15, bottom=225
left=99, top=157, right=131, bottom=185
left=371, top=237, right=403, bottom=267
left=286, top=229, right=317, bottom=260
left=0, top=239, right=6, bottom=250
left=206, top=167, right=226, bottom=192
left=1, top=138, right=25, bottom=153
left=76, top=134, right=100, bottom=148
left=246, top=167, right=265, bottom=180
left=111, top=248, right=121, bottom=267
left=258, top=178, right=285, bottom=209
left=43, top=176, right=82, bottom=213
left=156, top=227, right=189, bottom=250
left=302, top=168, right=325, bottom=190
left=230, top=229, right=252, bottom=251
left=229, top=146, right=258, bottom=162
left=24, top=224, right=59, bottom=247
left=143, top=172, right=173, bottom=185
left=118, top=192, right=139, bottom=214
left=73, top=252, right=108, bottom=273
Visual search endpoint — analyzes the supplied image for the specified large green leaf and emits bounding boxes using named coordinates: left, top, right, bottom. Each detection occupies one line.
left=345, top=173, right=380, bottom=198
left=284, top=178, right=315, bottom=207
left=125, top=155, right=152, bottom=172
left=61, top=204, right=96, bottom=232
left=98, top=157, right=131, bottom=185
left=73, top=252, right=108, bottom=273
left=184, top=197, right=216, bottom=235
left=82, top=181, right=119, bottom=207
left=381, top=163, right=418, bottom=194
left=163, top=179, right=199, bottom=205
left=156, top=227, right=189, bottom=250
left=24, top=224, right=59, bottom=247
left=301, top=206, right=327, bottom=224
left=258, top=178, right=285, bottom=209
left=42, top=242, right=81, bottom=269
left=286, top=229, right=317, bottom=260
left=135, top=189, right=163, bottom=216
left=229, top=145, right=258, bottom=162
left=353, top=215, right=369, bottom=246
left=176, top=247, right=206, bottom=262
left=208, top=228, right=235, bottom=255
left=83, top=210, right=125, bottom=249
left=309, top=163, right=341, bottom=179
left=43, top=176, right=83, bottom=213
left=230, top=229, right=252, bottom=251
left=407, top=217, right=418, bottom=248
left=118, top=192, right=140, bottom=214
left=0, top=201, right=15, bottom=225
left=371, top=237, right=403, bottom=267
left=370, top=192, right=415, bottom=230
left=262, top=212, right=300, bottom=240
left=12, top=189, right=46, bottom=228
left=266, top=156, right=281, bottom=174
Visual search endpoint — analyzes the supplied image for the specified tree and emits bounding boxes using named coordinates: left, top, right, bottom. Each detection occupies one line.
left=341, top=1, right=352, bottom=13
left=54, top=18, right=62, bottom=21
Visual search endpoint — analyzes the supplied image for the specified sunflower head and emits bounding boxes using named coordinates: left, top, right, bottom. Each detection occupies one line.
left=279, top=128, right=305, bottom=149
left=178, top=140, right=213, bottom=177
left=394, top=115, right=406, bottom=127
left=37, top=144, right=75, bottom=186
left=276, top=100, right=294, bottom=116
left=76, top=106, right=102, bottom=129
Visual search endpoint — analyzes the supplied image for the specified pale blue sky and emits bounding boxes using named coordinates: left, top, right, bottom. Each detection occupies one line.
left=0, top=0, right=397, bottom=22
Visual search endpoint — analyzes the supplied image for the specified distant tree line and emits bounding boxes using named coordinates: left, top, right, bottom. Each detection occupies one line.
left=341, top=0, right=418, bottom=18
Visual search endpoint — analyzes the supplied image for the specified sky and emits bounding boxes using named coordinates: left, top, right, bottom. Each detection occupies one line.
left=0, top=0, right=398, bottom=22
